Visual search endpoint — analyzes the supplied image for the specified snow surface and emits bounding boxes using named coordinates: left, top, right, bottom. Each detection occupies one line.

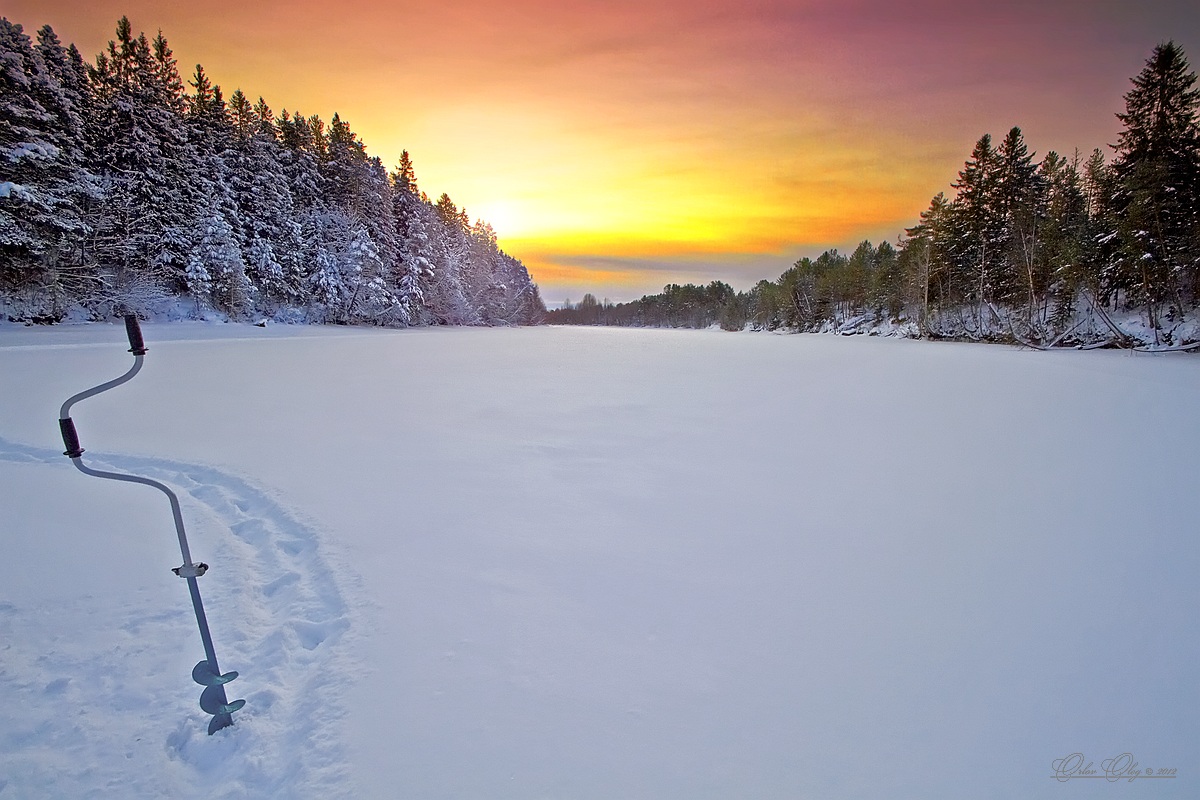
left=1, top=322, right=1197, bottom=798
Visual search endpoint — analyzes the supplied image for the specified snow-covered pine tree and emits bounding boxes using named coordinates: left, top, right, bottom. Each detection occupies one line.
left=901, top=192, right=953, bottom=327
left=994, top=127, right=1047, bottom=319
left=949, top=133, right=1005, bottom=328
left=184, top=245, right=213, bottom=309
left=302, top=207, right=373, bottom=323
left=842, top=239, right=876, bottom=321
left=343, top=221, right=395, bottom=323
left=222, top=98, right=302, bottom=312
left=462, top=220, right=505, bottom=323
left=228, top=89, right=254, bottom=141
left=252, top=96, right=275, bottom=140
left=30, top=25, right=104, bottom=316
left=1038, top=151, right=1091, bottom=328
left=275, top=109, right=330, bottom=314
left=873, top=241, right=905, bottom=320
left=1111, top=41, right=1200, bottom=333
left=1082, top=149, right=1123, bottom=309
left=86, top=19, right=205, bottom=313
left=244, top=234, right=287, bottom=311
left=190, top=207, right=251, bottom=316
left=389, top=151, right=433, bottom=325
left=426, top=193, right=475, bottom=324
left=489, top=250, right=545, bottom=325
left=0, top=20, right=97, bottom=316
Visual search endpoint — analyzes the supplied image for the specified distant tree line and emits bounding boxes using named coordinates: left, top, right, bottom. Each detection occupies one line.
left=554, top=283, right=739, bottom=328
left=549, top=42, right=1200, bottom=346
left=0, top=17, right=545, bottom=325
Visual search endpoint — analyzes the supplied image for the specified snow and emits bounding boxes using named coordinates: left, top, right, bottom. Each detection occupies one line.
left=0, top=181, right=26, bottom=199
left=1, top=322, right=1197, bottom=798
left=6, top=142, right=59, bottom=162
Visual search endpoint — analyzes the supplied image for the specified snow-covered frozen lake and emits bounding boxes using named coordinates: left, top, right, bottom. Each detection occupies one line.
left=1, top=323, right=1196, bottom=798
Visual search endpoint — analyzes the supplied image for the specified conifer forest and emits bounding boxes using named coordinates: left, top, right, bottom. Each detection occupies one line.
left=549, top=42, right=1200, bottom=348
left=3, top=17, right=1200, bottom=347
left=0, top=17, right=545, bottom=326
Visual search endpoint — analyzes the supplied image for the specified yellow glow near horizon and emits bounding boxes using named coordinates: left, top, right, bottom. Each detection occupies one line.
left=382, top=96, right=938, bottom=278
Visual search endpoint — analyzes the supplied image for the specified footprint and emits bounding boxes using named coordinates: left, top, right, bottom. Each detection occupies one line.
left=278, top=539, right=311, bottom=556
left=44, top=677, right=70, bottom=694
left=262, top=571, right=300, bottom=598
left=291, top=618, right=349, bottom=651
left=230, top=519, right=269, bottom=544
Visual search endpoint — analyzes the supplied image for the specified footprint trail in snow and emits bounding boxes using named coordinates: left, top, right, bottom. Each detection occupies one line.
left=0, top=436, right=359, bottom=798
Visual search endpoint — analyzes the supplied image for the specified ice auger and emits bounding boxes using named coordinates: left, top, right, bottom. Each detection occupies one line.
left=58, top=315, right=245, bottom=734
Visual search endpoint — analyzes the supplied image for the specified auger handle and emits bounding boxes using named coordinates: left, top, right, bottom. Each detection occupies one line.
left=60, top=417, right=84, bottom=458
left=125, top=314, right=148, bottom=355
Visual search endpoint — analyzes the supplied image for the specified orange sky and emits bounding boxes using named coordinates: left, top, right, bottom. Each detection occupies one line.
left=6, top=1, right=1200, bottom=303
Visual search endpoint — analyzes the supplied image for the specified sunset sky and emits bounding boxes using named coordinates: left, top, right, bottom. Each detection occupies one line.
left=7, top=1, right=1200, bottom=304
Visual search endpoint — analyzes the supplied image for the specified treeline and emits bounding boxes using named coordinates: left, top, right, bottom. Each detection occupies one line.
left=550, top=283, right=740, bottom=329
left=0, top=17, right=545, bottom=325
left=550, top=42, right=1200, bottom=346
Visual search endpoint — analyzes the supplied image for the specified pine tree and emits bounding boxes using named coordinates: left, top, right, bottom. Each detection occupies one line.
left=149, top=31, right=184, bottom=112
left=323, top=112, right=368, bottom=210
left=32, top=25, right=100, bottom=313
left=306, top=213, right=346, bottom=321
left=394, top=150, right=417, bottom=194
left=187, top=64, right=216, bottom=121
left=190, top=207, right=251, bottom=316
left=390, top=156, right=432, bottom=325
left=184, top=247, right=213, bottom=307
left=949, top=133, right=1005, bottom=325
left=873, top=240, right=904, bottom=319
left=427, top=194, right=474, bottom=324
left=1082, top=149, right=1122, bottom=307
left=1111, top=41, right=1200, bottom=330
left=244, top=234, right=286, bottom=307
left=994, top=126, right=1046, bottom=316
left=252, top=96, right=276, bottom=139
left=343, top=222, right=393, bottom=322
left=227, top=128, right=301, bottom=309
left=87, top=19, right=206, bottom=306
left=490, top=251, right=545, bottom=324
left=0, top=20, right=96, bottom=315
left=435, top=192, right=461, bottom=229
left=1039, top=151, right=1091, bottom=328
left=844, top=239, right=875, bottom=318
left=902, top=192, right=954, bottom=322
left=228, top=89, right=254, bottom=141
left=307, top=114, right=327, bottom=161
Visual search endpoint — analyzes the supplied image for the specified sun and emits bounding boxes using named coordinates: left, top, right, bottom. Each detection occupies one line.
left=471, top=199, right=527, bottom=239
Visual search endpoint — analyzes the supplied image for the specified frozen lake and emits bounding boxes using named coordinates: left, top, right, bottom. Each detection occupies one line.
left=1, top=323, right=1196, bottom=798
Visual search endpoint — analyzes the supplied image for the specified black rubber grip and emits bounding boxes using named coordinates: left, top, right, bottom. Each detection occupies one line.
left=125, top=314, right=147, bottom=355
left=60, top=417, right=84, bottom=458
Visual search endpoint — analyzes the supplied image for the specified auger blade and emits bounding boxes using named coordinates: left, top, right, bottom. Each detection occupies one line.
left=200, top=684, right=246, bottom=717
left=193, top=660, right=239, bottom=687
left=209, top=713, right=235, bottom=735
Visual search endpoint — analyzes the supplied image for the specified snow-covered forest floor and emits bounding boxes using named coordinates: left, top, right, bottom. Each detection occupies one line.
left=1, top=322, right=1196, bottom=798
